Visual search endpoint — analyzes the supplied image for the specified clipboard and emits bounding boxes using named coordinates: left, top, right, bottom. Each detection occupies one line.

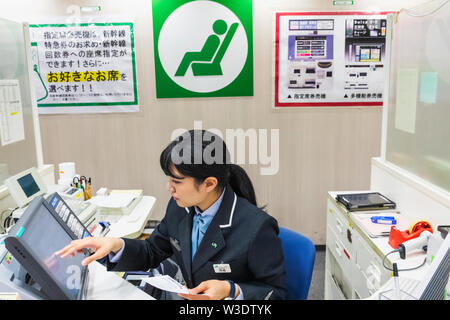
left=336, top=192, right=396, bottom=212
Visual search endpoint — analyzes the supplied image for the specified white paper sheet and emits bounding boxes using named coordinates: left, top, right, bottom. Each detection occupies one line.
left=142, top=275, right=190, bottom=294
left=395, top=68, right=418, bottom=134
left=0, top=79, right=25, bottom=146
left=89, top=193, right=137, bottom=208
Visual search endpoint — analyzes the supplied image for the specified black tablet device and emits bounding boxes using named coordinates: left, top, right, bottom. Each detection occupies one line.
left=336, top=192, right=396, bottom=211
left=4, top=196, right=89, bottom=300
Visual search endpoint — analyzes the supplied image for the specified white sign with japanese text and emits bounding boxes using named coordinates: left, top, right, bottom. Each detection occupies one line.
left=29, top=21, right=138, bottom=114
left=0, top=80, right=25, bottom=146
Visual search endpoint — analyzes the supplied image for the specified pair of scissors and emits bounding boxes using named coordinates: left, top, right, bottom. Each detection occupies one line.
left=72, top=176, right=89, bottom=189
left=72, top=176, right=81, bottom=187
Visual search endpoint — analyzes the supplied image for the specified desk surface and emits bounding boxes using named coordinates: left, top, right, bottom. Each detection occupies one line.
left=86, top=262, right=155, bottom=300
left=328, top=191, right=430, bottom=281
left=328, top=191, right=437, bottom=300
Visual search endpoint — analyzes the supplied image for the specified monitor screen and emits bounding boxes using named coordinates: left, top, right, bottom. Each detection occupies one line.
left=19, top=202, right=86, bottom=300
left=17, top=173, right=40, bottom=198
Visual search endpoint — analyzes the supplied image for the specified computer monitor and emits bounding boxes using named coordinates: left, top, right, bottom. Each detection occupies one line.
left=3, top=167, right=47, bottom=208
left=413, top=232, right=450, bottom=300
left=4, top=196, right=89, bottom=300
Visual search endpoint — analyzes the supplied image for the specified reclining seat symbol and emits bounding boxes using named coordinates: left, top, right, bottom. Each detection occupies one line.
left=175, top=19, right=239, bottom=77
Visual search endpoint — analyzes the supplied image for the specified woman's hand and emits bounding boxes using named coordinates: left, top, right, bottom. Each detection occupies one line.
left=55, top=237, right=123, bottom=266
left=178, top=280, right=239, bottom=300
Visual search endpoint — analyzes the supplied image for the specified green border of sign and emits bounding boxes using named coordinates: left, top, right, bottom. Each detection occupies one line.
left=29, top=22, right=138, bottom=108
left=152, top=0, right=253, bottom=98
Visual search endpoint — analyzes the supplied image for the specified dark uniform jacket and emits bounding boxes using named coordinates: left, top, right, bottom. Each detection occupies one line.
left=106, top=184, right=286, bottom=300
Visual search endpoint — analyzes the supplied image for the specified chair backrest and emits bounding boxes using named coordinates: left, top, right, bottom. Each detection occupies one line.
left=278, top=227, right=316, bottom=300
left=212, top=22, right=238, bottom=64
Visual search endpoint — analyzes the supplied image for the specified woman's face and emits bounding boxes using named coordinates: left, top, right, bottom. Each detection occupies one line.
left=166, top=166, right=207, bottom=208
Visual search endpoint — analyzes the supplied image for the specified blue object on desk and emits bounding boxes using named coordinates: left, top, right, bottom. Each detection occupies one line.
left=99, top=221, right=110, bottom=229
left=371, top=216, right=397, bottom=225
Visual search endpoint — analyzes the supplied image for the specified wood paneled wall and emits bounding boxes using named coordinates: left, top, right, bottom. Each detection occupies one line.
left=1, top=0, right=426, bottom=243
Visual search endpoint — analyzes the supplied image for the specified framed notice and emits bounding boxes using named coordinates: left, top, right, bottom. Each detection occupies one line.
left=274, top=12, right=394, bottom=108
left=29, top=21, right=138, bottom=114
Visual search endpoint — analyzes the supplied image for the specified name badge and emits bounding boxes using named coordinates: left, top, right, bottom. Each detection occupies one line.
left=213, top=263, right=231, bottom=273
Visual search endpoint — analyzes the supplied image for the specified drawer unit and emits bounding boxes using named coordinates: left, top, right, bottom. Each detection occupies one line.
left=325, top=270, right=347, bottom=300
left=353, top=231, right=391, bottom=296
left=325, top=193, right=392, bottom=300
left=327, top=199, right=356, bottom=263
left=326, top=225, right=353, bottom=273
left=324, top=250, right=353, bottom=300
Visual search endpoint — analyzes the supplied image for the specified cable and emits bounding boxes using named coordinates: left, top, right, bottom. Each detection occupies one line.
left=400, top=0, right=449, bottom=18
left=0, top=207, right=18, bottom=233
left=382, top=249, right=427, bottom=272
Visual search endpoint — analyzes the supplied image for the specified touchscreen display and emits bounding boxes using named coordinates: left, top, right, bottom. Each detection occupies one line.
left=20, top=204, right=86, bottom=300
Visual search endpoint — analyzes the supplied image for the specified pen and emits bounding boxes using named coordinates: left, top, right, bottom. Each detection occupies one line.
left=393, top=263, right=401, bottom=299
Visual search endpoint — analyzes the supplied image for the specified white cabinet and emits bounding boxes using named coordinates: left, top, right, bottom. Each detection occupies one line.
left=324, top=192, right=391, bottom=300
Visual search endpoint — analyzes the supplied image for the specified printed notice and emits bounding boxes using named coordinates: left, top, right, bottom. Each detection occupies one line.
left=0, top=80, right=25, bottom=146
left=29, top=21, right=138, bottom=114
left=274, top=13, right=390, bottom=107
left=395, top=68, right=418, bottom=134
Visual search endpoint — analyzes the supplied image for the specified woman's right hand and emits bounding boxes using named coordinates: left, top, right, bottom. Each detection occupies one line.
left=55, top=237, right=124, bottom=266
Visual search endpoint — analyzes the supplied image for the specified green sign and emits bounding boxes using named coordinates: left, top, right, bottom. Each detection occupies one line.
left=152, top=0, right=253, bottom=98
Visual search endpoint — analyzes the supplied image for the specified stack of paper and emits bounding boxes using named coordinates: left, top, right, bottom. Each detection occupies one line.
left=89, top=189, right=143, bottom=216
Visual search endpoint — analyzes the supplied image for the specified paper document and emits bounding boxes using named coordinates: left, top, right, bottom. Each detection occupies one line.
left=89, top=194, right=136, bottom=208
left=0, top=80, right=25, bottom=146
left=351, top=212, right=410, bottom=237
left=142, top=275, right=191, bottom=294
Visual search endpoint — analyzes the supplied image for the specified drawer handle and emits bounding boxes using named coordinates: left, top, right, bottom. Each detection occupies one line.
left=365, top=263, right=381, bottom=290
left=335, top=241, right=342, bottom=257
left=343, top=249, right=350, bottom=260
left=336, top=219, right=343, bottom=233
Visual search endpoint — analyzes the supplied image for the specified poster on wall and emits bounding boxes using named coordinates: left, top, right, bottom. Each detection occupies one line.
left=152, top=0, right=253, bottom=98
left=274, top=12, right=392, bottom=108
left=0, top=80, right=25, bottom=146
left=29, top=20, right=138, bottom=114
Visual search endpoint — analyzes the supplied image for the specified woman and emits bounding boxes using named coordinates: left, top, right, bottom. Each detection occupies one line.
left=56, top=130, right=286, bottom=300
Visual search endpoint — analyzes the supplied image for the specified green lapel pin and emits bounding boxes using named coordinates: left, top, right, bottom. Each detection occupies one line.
left=211, top=242, right=217, bottom=248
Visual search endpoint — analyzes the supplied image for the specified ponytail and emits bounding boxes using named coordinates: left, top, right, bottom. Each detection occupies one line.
left=228, top=164, right=257, bottom=206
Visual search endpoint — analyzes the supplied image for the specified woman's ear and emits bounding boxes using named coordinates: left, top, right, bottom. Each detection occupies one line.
left=203, top=177, right=218, bottom=192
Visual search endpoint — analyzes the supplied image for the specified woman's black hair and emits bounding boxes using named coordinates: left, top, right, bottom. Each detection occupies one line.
left=160, top=129, right=259, bottom=207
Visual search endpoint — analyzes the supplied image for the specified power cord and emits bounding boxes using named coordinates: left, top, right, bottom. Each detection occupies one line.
left=0, top=207, right=19, bottom=234
left=382, top=249, right=427, bottom=272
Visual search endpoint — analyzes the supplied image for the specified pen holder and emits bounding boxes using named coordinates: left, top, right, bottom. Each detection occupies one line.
left=84, top=185, right=92, bottom=200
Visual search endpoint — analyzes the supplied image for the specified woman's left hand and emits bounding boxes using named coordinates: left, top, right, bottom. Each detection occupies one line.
left=178, top=280, right=235, bottom=300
